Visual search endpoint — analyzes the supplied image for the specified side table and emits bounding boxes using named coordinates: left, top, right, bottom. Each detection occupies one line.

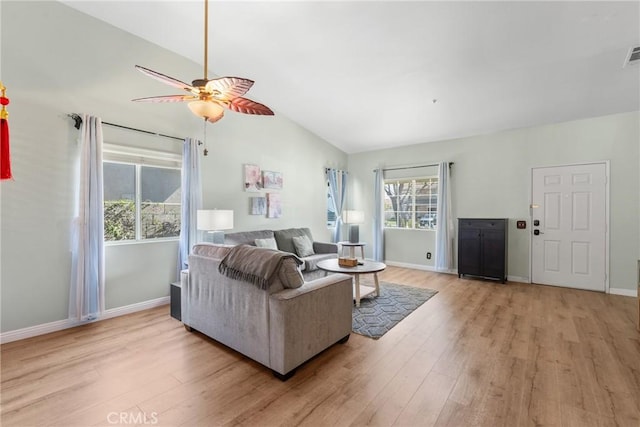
left=170, top=281, right=181, bottom=321
left=338, top=241, right=366, bottom=260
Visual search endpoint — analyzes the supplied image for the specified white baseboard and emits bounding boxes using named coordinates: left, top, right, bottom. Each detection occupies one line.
left=0, top=296, right=170, bottom=344
left=383, top=260, right=457, bottom=275
left=384, top=261, right=530, bottom=284
left=102, top=296, right=169, bottom=319
left=609, top=287, right=638, bottom=297
left=0, top=318, right=84, bottom=345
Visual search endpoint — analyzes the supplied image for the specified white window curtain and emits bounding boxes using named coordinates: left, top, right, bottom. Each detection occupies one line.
left=177, top=138, right=202, bottom=279
left=69, top=114, right=105, bottom=321
left=326, top=168, right=347, bottom=243
left=373, top=168, right=384, bottom=262
left=435, top=162, right=453, bottom=271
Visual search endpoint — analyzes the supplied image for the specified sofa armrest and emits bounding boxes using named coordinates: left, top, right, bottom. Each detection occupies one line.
left=268, top=274, right=353, bottom=375
left=313, top=241, right=338, bottom=254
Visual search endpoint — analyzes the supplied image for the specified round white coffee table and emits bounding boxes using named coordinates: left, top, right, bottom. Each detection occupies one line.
left=316, top=259, right=386, bottom=307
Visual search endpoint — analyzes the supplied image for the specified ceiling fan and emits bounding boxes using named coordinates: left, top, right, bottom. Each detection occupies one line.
left=132, top=0, right=274, bottom=123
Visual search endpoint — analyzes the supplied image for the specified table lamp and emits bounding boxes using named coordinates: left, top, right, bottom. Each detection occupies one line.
left=197, top=209, right=234, bottom=244
left=343, top=210, right=364, bottom=243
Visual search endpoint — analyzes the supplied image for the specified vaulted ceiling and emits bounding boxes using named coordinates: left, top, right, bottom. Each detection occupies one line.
left=61, top=1, right=640, bottom=154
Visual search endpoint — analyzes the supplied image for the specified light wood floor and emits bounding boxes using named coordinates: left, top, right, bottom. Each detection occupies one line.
left=1, top=267, right=639, bottom=427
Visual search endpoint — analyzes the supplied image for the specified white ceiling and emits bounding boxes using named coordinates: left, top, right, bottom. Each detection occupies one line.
left=61, top=1, right=640, bottom=154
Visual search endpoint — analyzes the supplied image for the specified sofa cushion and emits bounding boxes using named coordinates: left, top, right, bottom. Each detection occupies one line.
left=273, top=228, right=313, bottom=254
left=292, top=235, right=315, bottom=257
left=278, top=258, right=305, bottom=289
left=225, top=230, right=274, bottom=246
left=303, top=253, right=337, bottom=271
left=255, top=237, right=278, bottom=250
left=192, top=243, right=233, bottom=260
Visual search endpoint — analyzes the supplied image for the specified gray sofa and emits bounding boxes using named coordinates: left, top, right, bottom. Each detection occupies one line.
left=224, top=227, right=337, bottom=280
left=182, top=243, right=353, bottom=380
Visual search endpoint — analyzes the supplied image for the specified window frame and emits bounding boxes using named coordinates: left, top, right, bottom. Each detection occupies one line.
left=383, top=175, right=438, bottom=231
left=103, top=143, right=182, bottom=245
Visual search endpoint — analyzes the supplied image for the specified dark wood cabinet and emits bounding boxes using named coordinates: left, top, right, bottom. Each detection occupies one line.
left=458, top=218, right=508, bottom=283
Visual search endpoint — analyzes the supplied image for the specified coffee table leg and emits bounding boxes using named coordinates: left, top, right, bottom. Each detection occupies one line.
left=360, top=246, right=365, bottom=260
left=374, top=272, right=380, bottom=296
left=354, top=274, right=361, bottom=307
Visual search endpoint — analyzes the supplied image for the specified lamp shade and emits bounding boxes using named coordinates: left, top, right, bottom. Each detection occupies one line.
left=197, top=209, right=234, bottom=231
left=342, top=210, right=365, bottom=224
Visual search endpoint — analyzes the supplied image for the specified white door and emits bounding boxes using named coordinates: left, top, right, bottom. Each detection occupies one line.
left=531, top=163, right=607, bottom=292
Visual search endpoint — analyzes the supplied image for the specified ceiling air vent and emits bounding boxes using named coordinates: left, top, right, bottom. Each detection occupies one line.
left=624, top=46, right=640, bottom=67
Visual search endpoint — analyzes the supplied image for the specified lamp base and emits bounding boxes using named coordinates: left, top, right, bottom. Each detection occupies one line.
left=209, top=231, right=225, bottom=244
left=348, top=225, right=360, bottom=243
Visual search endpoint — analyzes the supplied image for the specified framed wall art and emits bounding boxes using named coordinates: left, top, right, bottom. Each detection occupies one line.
left=244, top=164, right=262, bottom=192
left=267, top=193, right=282, bottom=218
left=262, top=170, right=283, bottom=190
left=250, top=197, right=267, bottom=215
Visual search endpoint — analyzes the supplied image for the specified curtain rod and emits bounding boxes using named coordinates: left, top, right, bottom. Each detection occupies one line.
left=374, top=162, right=454, bottom=172
left=67, top=113, right=184, bottom=142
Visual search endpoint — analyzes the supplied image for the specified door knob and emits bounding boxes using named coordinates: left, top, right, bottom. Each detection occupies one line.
left=534, top=229, right=544, bottom=235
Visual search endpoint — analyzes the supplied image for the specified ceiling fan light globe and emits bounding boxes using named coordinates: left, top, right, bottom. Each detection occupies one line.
left=188, top=100, right=224, bottom=122
left=206, top=111, right=225, bottom=123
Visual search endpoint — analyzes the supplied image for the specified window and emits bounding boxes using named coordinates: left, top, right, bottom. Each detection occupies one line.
left=103, top=145, right=181, bottom=242
left=384, top=177, right=438, bottom=230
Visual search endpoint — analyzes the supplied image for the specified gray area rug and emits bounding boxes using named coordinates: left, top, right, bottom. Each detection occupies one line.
left=352, top=282, right=438, bottom=339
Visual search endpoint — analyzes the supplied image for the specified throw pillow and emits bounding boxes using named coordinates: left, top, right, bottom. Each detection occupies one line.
left=292, top=235, right=315, bottom=258
left=255, top=237, right=278, bottom=250
left=278, top=258, right=304, bottom=289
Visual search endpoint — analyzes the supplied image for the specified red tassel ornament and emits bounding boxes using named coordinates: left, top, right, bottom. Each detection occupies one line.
left=1, top=81, right=12, bottom=180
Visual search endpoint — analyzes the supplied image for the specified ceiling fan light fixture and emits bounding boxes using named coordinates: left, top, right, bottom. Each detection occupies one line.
left=132, top=0, right=273, bottom=123
left=188, top=100, right=224, bottom=123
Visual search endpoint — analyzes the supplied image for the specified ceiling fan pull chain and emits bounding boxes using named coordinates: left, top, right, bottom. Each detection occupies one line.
left=203, top=118, right=209, bottom=156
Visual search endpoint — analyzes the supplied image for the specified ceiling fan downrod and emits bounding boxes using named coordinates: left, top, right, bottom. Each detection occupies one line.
left=204, top=0, right=208, bottom=81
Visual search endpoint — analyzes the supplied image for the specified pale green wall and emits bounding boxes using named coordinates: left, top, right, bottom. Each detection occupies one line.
left=348, top=111, right=639, bottom=290
left=197, top=112, right=345, bottom=240
left=1, top=1, right=637, bottom=336
left=0, top=1, right=346, bottom=332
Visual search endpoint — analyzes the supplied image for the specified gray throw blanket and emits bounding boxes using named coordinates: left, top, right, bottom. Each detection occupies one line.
left=218, top=244, right=303, bottom=290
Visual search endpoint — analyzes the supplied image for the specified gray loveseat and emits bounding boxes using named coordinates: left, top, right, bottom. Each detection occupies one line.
left=182, top=243, right=353, bottom=380
left=224, top=227, right=337, bottom=280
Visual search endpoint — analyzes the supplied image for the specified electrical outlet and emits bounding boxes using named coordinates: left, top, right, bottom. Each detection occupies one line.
left=426, top=252, right=432, bottom=260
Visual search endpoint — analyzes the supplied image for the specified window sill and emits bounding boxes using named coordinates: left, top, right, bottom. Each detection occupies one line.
left=105, top=238, right=179, bottom=247
left=384, top=228, right=436, bottom=232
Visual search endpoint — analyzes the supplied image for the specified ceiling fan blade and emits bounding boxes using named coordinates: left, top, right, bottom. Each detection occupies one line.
left=206, top=77, right=254, bottom=100
left=132, top=95, right=198, bottom=103
left=135, top=65, right=195, bottom=93
left=228, top=97, right=274, bottom=115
